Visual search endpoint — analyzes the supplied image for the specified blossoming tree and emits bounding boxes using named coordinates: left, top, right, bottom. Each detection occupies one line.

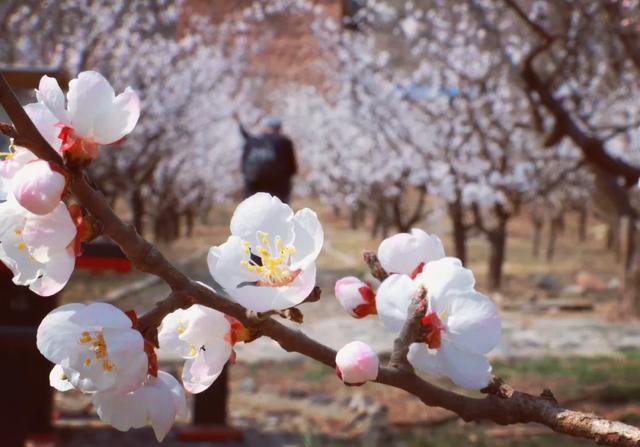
left=1, top=69, right=639, bottom=446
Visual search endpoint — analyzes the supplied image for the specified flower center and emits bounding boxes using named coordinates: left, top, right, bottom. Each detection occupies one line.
left=239, top=231, right=300, bottom=287
left=420, top=309, right=448, bottom=350
left=78, top=330, right=115, bottom=371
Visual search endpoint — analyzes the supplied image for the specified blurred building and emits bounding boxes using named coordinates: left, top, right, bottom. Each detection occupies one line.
left=178, top=0, right=356, bottom=92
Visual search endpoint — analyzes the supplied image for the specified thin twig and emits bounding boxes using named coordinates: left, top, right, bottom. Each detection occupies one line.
left=363, top=251, right=389, bottom=281
left=388, top=285, right=427, bottom=372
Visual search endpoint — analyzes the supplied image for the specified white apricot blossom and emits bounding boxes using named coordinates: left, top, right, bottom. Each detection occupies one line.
left=0, top=196, right=76, bottom=296
left=158, top=303, right=238, bottom=394
left=92, top=371, right=188, bottom=442
left=377, top=228, right=445, bottom=276
left=37, top=302, right=148, bottom=394
left=36, top=72, right=140, bottom=161
left=334, top=276, right=377, bottom=318
left=335, top=341, right=379, bottom=385
left=208, top=193, right=323, bottom=312
left=376, top=257, right=501, bottom=389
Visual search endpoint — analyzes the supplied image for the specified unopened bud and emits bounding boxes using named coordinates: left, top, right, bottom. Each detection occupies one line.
left=335, top=341, right=379, bottom=385
left=335, top=277, right=377, bottom=318
left=13, top=160, right=66, bottom=215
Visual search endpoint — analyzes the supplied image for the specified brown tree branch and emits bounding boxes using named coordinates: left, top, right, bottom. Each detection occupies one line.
left=2, top=75, right=640, bottom=447
left=388, top=285, right=426, bottom=372
left=363, top=250, right=389, bottom=281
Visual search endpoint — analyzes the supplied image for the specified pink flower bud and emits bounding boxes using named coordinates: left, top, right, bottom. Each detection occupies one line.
left=335, top=277, right=377, bottom=318
left=13, top=160, right=66, bottom=215
left=335, top=341, right=379, bottom=385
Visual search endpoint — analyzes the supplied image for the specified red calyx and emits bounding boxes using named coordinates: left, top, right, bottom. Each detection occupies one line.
left=352, top=284, right=377, bottom=318
left=224, top=316, right=251, bottom=344
left=68, top=204, right=92, bottom=257
left=420, top=311, right=444, bottom=349
left=409, top=262, right=426, bottom=279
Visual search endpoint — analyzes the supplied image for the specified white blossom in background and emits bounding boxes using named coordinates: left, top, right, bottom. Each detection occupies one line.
left=335, top=341, right=379, bottom=385
left=377, top=257, right=501, bottom=389
left=36, top=72, right=140, bottom=161
left=37, top=302, right=148, bottom=393
left=377, top=228, right=445, bottom=276
left=158, top=303, right=238, bottom=393
left=334, top=276, right=377, bottom=318
left=92, top=371, right=188, bottom=442
left=208, top=193, right=323, bottom=312
left=0, top=196, right=76, bottom=296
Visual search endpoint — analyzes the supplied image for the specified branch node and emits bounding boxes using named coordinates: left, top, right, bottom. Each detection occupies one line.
left=481, top=375, right=514, bottom=399
left=389, top=285, right=427, bottom=372
left=363, top=251, right=389, bottom=281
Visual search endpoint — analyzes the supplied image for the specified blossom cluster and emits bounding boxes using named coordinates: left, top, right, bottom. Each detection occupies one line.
left=7, top=71, right=501, bottom=440
left=335, top=228, right=501, bottom=389
left=36, top=288, right=248, bottom=440
left=0, top=71, right=140, bottom=296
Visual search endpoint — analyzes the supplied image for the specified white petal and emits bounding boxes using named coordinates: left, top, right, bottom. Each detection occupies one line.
left=0, top=225, right=43, bottom=286
left=408, top=343, right=446, bottom=377
left=375, top=274, right=417, bottom=333
left=102, top=327, right=148, bottom=393
left=444, top=290, right=501, bottom=355
left=67, top=71, right=116, bottom=138
left=37, top=303, right=85, bottom=365
left=230, top=193, right=294, bottom=247
left=158, top=309, right=191, bottom=357
left=377, top=229, right=445, bottom=275
left=29, top=246, right=75, bottom=296
left=23, top=202, right=76, bottom=262
left=290, top=208, right=323, bottom=270
left=180, top=305, right=230, bottom=353
left=23, top=102, right=63, bottom=154
left=35, top=75, right=69, bottom=125
left=92, top=87, right=140, bottom=144
left=266, top=263, right=317, bottom=311
left=182, top=344, right=231, bottom=394
left=72, top=302, right=133, bottom=329
left=157, top=371, right=188, bottom=419
left=0, top=147, right=38, bottom=179
left=93, top=375, right=177, bottom=442
left=415, top=257, right=475, bottom=303
left=49, top=364, right=75, bottom=392
left=440, top=341, right=492, bottom=390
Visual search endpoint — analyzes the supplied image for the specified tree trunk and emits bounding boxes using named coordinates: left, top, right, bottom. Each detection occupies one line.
left=532, top=217, right=543, bottom=257
left=448, top=200, right=467, bottom=265
left=546, top=216, right=562, bottom=262
left=487, top=217, right=508, bottom=291
left=621, top=218, right=640, bottom=316
left=185, top=208, right=195, bottom=238
left=606, top=218, right=622, bottom=261
left=577, top=207, right=588, bottom=242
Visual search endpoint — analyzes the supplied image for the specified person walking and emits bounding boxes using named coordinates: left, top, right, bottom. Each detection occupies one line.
left=234, top=112, right=297, bottom=203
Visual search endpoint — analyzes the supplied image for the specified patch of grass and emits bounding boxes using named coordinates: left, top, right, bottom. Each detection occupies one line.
left=303, top=364, right=333, bottom=381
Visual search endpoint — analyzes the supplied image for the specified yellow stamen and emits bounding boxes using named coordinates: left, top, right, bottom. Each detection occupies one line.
left=85, top=357, right=92, bottom=366
left=16, top=242, right=26, bottom=250
left=79, top=331, right=92, bottom=343
left=14, top=228, right=22, bottom=235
